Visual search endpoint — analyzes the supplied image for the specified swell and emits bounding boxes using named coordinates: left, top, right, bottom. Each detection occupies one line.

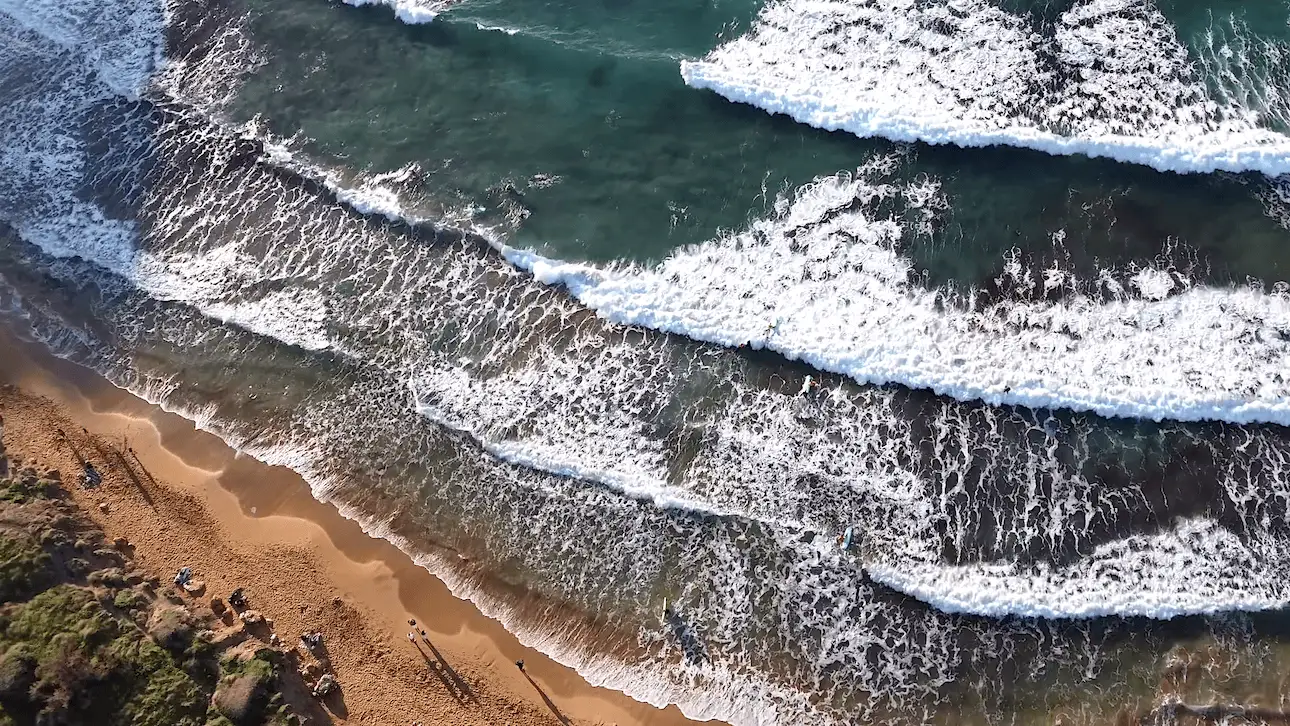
left=253, top=127, right=1290, bottom=431
left=501, top=193, right=1290, bottom=429
left=234, top=144, right=1290, bottom=619
left=167, top=2, right=1290, bottom=430
left=37, top=95, right=1290, bottom=623
left=12, top=21, right=1290, bottom=722
left=6, top=213, right=1288, bottom=724
left=0, top=19, right=847, bottom=719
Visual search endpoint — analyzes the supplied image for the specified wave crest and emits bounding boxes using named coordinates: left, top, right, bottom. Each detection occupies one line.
left=682, top=0, right=1290, bottom=175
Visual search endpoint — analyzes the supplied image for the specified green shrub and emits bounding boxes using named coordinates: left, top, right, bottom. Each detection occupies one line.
left=0, top=483, right=301, bottom=726
left=113, top=590, right=144, bottom=611
left=0, top=478, right=51, bottom=505
left=219, top=650, right=275, bottom=682
left=0, top=587, right=207, bottom=725
left=0, top=535, right=52, bottom=603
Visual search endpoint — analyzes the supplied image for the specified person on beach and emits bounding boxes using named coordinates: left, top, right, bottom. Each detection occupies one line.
left=515, top=660, right=524, bottom=671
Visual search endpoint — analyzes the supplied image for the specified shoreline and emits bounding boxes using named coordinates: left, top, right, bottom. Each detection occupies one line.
left=0, top=331, right=716, bottom=726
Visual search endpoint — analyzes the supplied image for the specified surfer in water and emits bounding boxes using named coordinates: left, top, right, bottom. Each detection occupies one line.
left=837, top=526, right=855, bottom=551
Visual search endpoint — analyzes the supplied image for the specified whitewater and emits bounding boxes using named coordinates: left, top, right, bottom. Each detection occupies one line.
left=8, top=0, right=1290, bottom=721
left=505, top=164, right=1290, bottom=428
left=681, top=0, right=1290, bottom=176
left=0, top=12, right=818, bottom=722
left=338, top=0, right=449, bottom=23
left=9, top=0, right=1290, bottom=628
left=310, top=141, right=1290, bottom=430
left=175, top=137, right=1290, bottom=624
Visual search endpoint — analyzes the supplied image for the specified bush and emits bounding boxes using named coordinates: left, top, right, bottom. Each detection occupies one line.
left=0, top=473, right=301, bottom=726
left=0, top=477, right=51, bottom=505
left=0, top=644, right=35, bottom=702
left=113, top=590, right=144, bottom=611
left=0, top=587, right=207, bottom=725
left=219, top=651, right=275, bottom=682
left=0, top=535, right=52, bottom=603
left=35, top=635, right=111, bottom=715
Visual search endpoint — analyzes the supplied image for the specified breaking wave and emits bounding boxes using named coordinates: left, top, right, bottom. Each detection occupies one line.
left=504, top=161, right=1290, bottom=427
left=681, top=0, right=1290, bottom=175
left=7, top=0, right=1290, bottom=721
left=338, top=0, right=450, bottom=24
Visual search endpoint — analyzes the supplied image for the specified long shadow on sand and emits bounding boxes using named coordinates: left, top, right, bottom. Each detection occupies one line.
left=412, top=636, right=475, bottom=704
left=519, top=668, right=571, bottom=725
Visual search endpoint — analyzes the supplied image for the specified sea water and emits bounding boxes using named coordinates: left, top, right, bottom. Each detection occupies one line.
left=4, top=0, right=1290, bottom=722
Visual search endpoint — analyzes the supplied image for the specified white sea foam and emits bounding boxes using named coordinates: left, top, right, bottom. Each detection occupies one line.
left=408, top=307, right=1290, bottom=621
left=503, top=164, right=1290, bottom=427
left=327, top=165, right=425, bottom=222
left=416, top=390, right=732, bottom=517
left=27, top=78, right=1275, bottom=623
left=475, top=21, right=520, bottom=35
left=8, top=0, right=1290, bottom=696
left=867, top=518, right=1290, bottom=619
left=21, top=5, right=1290, bottom=724
left=0, top=23, right=334, bottom=352
left=681, top=0, right=1290, bottom=176
left=399, top=153, right=1290, bottom=622
left=0, top=0, right=163, bottom=97
left=338, top=0, right=449, bottom=24
left=0, top=295, right=845, bottom=726
left=355, top=509, right=832, bottom=726
left=68, top=100, right=1285, bottom=622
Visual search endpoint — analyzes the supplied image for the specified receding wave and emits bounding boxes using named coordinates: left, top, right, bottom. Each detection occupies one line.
left=0, top=0, right=162, bottom=97
left=681, top=0, right=1290, bottom=176
left=868, top=518, right=1290, bottom=618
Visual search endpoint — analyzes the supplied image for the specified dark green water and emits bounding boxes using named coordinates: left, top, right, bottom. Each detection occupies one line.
left=227, top=0, right=1290, bottom=290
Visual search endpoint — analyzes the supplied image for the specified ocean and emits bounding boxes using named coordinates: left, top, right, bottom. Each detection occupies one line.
left=3, top=0, right=1290, bottom=722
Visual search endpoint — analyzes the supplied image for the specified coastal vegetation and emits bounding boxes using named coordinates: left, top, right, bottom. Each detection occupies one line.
left=0, top=453, right=300, bottom=726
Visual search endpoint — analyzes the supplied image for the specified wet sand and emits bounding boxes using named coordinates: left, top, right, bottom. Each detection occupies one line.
left=0, top=330, right=716, bottom=726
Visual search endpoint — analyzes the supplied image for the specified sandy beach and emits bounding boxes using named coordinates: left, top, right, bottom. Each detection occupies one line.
left=0, top=331, right=714, bottom=726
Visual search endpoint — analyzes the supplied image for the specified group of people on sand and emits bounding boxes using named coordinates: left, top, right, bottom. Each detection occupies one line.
left=407, top=617, right=528, bottom=674
left=405, top=618, right=432, bottom=646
